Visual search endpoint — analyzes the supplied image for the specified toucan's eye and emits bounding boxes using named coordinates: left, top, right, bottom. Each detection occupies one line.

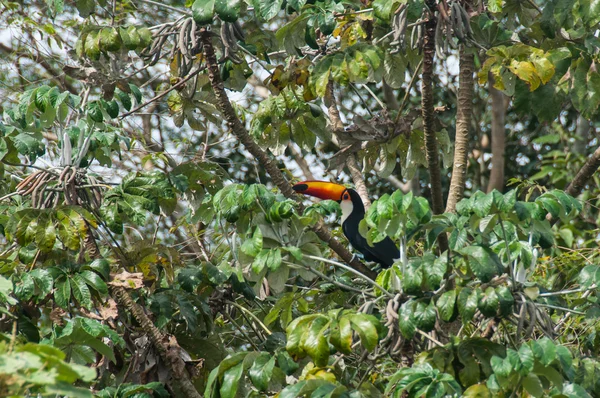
left=343, top=193, right=349, bottom=200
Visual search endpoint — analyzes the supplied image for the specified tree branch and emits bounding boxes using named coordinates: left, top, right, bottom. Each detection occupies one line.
left=0, top=42, right=76, bottom=94
left=421, top=2, right=448, bottom=251
left=446, top=51, right=474, bottom=213
left=200, top=29, right=376, bottom=279
left=325, top=81, right=372, bottom=210
left=565, top=146, right=600, bottom=197
left=82, top=225, right=201, bottom=398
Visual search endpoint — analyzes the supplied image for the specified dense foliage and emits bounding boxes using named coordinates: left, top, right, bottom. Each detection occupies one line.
left=1, top=0, right=600, bottom=397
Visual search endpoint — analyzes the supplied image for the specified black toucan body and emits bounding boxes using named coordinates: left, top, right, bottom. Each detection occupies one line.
left=292, top=181, right=399, bottom=268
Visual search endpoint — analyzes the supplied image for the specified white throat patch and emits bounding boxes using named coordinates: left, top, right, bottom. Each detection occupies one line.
left=340, top=200, right=353, bottom=224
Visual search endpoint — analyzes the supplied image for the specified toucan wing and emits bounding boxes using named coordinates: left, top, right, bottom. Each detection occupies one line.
left=369, top=237, right=400, bottom=268
left=343, top=222, right=399, bottom=268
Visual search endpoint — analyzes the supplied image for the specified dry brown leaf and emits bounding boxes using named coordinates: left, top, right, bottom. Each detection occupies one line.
left=109, top=271, right=144, bottom=289
left=99, top=298, right=119, bottom=320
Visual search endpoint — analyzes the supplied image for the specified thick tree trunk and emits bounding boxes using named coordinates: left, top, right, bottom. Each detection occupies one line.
left=486, top=73, right=508, bottom=193
left=421, top=0, right=448, bottom=251
left=446, top=52, right=474, bottom=213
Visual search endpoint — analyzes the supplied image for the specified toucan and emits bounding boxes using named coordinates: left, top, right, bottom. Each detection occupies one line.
left=292, top=181, right=399, bottom=268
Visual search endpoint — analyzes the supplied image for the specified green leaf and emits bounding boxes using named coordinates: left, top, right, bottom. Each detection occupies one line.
left=248, top=354, right=276, bottom=391
left=487, top=0, right=502, bottom=13
left=458, top=245, right=503, bottom=283
left=192, top=0, right=215, bottom=24
left=413, top=301, right=436, bottom=332
left=215, top=0, right=241, bottom=22
left=373, top=0, right=401, bottom=21
left=99, top=27, right=121, bottom=52
left=81, top=258, right=111, bottom=281
left=55, top=277, right=71, bottom=309
left=254, top=0, right=285, bottom=21
left=87, top=101, right=103, bottom=122
left=252, top=248, right=282, bottom=273
left=536, top=337, right=556, bottom=366
left=457, top=288, right=479, bottom=323
left=303, top=316, right=330, bottom=367
left=496, top=286, right=514, bottom=317
left=71, top=274, right=92, bottom=309
left=477, top=287, right=499, bottom=317
left=101, top=99, right=119, bottom=118
left=241, top=227, right=263, bottom=257
left=518, top=344, right=534, bottom=374
left=399, top=300, right=416, bottom=339
left=349, top=313, right=379, bottom=351
left=219, top=362, right=244, bottom=398
left=330, top=316, right=352, bottom=354
left=114, top=88, right=132, bottom=111
left=128, top=84, right=142, bottom=104
left=522, top=374, right=543, bottom=397
left=463, top=384, right=492, bottom=398
left=490, top=355, right=512, bottom=378
left=76, top=0, right=95, bottom=17
left=78, top=270, right=108, bottom=295
left=437, top=290, right=456, bottom=322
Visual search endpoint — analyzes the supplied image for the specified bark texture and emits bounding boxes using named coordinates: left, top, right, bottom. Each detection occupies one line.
left=421, top=2, right=448, bottom=251
left=421, top=3, right=444, bottom=215
left=83, top=225, right=202, bottom=398
left=487, top=73, right=509, bottom=193
left=565, top=146, right=600, bottom=197
left=201, top=30, right=376, bottom=278
left=445, top=52, right=474, bottom=213
left=325, top=81, right=372, bottom=210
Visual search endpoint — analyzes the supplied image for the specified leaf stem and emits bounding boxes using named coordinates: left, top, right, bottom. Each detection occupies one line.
left=226, top=300, right=272, bottom=335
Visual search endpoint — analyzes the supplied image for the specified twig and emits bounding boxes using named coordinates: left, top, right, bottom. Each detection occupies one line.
left=8, top=321, right=17, bottom=353
left=396, top=59, right=423, bottom=116
left=416, top=328, right=445, bottom=347
left=361, top=83, right=386, bottom=110
left=136, top=0, right=192, bottom=15
left=535, top=302, right=585, bottom=315
left=538, top=284, right=597, bottom=297
left=119, top=66, right=205, bottom=119
left=223, top=312, right=260, bottom=351
left=285, top=260, right=377, bottom=298
left=304, top=254, right=392, bottom=298
left=3, top=162, right=60, bottom=176
left=225, top=300, right=272, bottom=335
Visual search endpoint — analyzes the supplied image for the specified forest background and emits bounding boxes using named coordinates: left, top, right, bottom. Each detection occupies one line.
left=1, top=0, right=600, bottom=396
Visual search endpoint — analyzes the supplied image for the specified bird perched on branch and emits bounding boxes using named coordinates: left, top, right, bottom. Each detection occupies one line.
left=293, top=180, right=399, bottom=268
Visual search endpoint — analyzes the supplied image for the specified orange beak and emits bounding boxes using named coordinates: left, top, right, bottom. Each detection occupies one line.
left=292, top=181, right=347, bottom=201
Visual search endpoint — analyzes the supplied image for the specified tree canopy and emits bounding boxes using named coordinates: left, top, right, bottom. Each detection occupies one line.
left=1, top=0, right=600, bottom=397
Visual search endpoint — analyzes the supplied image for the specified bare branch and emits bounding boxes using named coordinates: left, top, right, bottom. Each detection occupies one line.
left=565, top=146, right=600, bottom=197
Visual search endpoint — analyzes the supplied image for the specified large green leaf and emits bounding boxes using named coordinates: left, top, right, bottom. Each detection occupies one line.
left=458, top=246, right=503, bottom=283
left=192, top=0, right=215, bottom=24
left=348, top=313, right=379, bottom=351
left=215, top=0, right=241, bottom=22
left=248, top=353, right=276, bottom=391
